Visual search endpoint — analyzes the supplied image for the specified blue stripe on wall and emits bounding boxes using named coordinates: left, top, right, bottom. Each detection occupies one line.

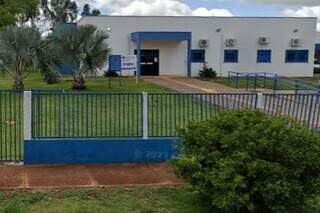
left=24, top=138, right=180, bottom=165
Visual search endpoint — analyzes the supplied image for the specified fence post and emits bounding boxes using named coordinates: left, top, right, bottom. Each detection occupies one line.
left=142, top=92, right=148, bottom=139
left=256, top=93, right=263, bottom=110
left=23, top=91, right=32, bottom=140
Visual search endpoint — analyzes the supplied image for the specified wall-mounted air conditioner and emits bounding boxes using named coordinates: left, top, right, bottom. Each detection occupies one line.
left=199, top=39, right=209, bottom=48
left=291, top=38, right=301, bottom=47
left=259, top=37, right=269, bottom=45
left=225, top=39, right=236, bottom=47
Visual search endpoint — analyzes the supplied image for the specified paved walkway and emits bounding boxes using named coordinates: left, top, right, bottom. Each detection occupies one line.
left=143, top=76, right=247, bottom=93
left=0, top=163, right=182, bottom=189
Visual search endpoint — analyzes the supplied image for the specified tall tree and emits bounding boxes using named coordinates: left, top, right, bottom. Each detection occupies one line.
left=38, top=0, right=78, bottom=28
left=0, top=0, right=38, bottom=28
left=91, top=9, right=101, bottom=16
left=50, top=25, right=111, bottom=89
left=81, top=3, right=91, bottom=16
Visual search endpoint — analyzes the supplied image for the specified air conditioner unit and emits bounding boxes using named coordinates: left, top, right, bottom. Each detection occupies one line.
left=291, top=38, right=301, bottom=47
left=199, top=39, right=209, bottom=48
left=259, top=37, right=269, bottom=45
left=225, top=39, right=236, bottom=47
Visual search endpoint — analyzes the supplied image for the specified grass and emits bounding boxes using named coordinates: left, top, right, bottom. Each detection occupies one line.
left=0, top=187, right=214, bottom=213
left=31, top=93, right=216, bottom=138
left=0, top=73, right=173, bottom=93
left=203, top=76, right=320, bottom=91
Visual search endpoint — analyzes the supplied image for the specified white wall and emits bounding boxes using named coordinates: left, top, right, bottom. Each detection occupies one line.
left=78, top=16, right=317, bottom=77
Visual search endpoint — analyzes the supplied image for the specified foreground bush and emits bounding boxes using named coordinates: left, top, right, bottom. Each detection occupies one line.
left=173, top=110, right=320, bottom=212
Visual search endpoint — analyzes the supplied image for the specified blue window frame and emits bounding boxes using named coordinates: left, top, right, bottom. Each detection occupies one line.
left=285, top=50, right=309, bottom=63
left=224, top=50, right=238, bottom=63
left=257, top=50, right=271, bottom=63
left=191, top=50, right=205, bottom=63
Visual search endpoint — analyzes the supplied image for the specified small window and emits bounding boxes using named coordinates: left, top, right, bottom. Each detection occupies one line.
left=257, top=50, right=271, bottom=63
left=285, top=50, right=309, bottom=63
left=224, top=50, right=238, bottom=63
left=191, top=50, right=205, bottom=63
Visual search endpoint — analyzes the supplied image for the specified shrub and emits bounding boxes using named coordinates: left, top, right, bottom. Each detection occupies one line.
left=173, top=110, right=320, bottom=212
left=104, top=71, right=119, bottom=77
left=199, top=63, right=217, bottom=78
left=43, top=68, right=60, bottom=84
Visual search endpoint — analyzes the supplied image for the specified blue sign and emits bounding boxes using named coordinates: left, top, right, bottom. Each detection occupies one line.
left=109, top=55, right=122, bottom=71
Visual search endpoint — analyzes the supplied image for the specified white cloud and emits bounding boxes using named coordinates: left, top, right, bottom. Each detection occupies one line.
left=76, top=0, right=233, bottom=17
left=192, top=7, right=233, bottom=16
left=283, top=6, right=320, bottom=31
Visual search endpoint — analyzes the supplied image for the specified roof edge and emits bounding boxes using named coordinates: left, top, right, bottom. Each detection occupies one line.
left=77, top=15, right=317, bottom=23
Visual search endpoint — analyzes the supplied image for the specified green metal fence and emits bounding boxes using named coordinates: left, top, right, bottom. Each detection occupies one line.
left=1, top=90, right=320, bottom=162
left=0, top=90, right=23, bottom=161
left=148, top=93, right=257, bottom=137
left=32, top=92, right=143, bottom=138
left=263, top=93, right=320, bottom=129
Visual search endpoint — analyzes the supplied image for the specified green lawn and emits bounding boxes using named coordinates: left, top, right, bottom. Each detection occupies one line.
left=0, top=73, right=172, bottom=93
left=0, top=187, right=213, bottom=213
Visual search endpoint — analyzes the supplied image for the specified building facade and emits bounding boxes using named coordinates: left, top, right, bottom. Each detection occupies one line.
left=78, top=16, right=317, bottom=77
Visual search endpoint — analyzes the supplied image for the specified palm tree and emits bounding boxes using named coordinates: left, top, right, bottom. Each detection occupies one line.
left=51, top=24, right=110, bottom=89
left=0, top=25, right=42, bottom=90
left=36, top=38, right=62, bottom=84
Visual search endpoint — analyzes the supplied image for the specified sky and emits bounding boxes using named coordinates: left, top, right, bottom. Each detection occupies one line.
left=76, top=0, right=320, bottom=30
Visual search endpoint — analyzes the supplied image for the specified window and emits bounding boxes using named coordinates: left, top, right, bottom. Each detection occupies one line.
left=224, top=50, right=238, bottom=63
left=257, top=50, right=271, bottom=63
left=285, top=50, right=309, bottom=63
left=191, top=50, right=205, bottom=63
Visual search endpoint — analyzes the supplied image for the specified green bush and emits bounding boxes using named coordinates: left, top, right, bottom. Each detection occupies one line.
left=173, top=110, right=320, bottom=212
left=43, top=68, right=60, bottom=84
left=199, top=63, right=217, bottom=78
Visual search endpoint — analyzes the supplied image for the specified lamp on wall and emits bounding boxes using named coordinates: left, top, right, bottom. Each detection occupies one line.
left=216, top=28, right=221, bottom=32
left=293, top=29, right=299, bottom=33
left=106, top=27, right=111, bottom=31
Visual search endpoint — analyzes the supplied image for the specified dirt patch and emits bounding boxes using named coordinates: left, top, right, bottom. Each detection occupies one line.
left=87, top=163, right=181, bottom=186
left=0, top=163, right=182, bottom=189
left=25, top=165, right=92, bottom=188
left=0, top=166, right=25, bottom=189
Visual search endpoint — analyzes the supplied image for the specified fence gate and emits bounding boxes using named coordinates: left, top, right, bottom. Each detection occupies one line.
left=0, top=91, right=23, bottom=162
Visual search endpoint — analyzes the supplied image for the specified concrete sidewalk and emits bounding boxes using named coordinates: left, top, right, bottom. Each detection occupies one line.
left=143, top=76, right=246, bottom=93
left=0, top=163, right=182, bottom=190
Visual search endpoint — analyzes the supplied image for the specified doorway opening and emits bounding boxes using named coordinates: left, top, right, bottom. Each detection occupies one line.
left=134, top=49, right=159, bottom=76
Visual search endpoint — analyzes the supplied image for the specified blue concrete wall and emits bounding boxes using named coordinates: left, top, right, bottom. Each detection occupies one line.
left=24, top=138, right=180, bottom=165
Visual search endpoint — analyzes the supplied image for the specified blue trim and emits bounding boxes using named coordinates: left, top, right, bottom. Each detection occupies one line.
left=56, top=23, right=77, bottom=29
left=257, top=50, right=272, bottom=63
left=58, top=62, right=75, bottom=75
left=224, top=49, right=239, bottom=63
left=191, top=50, right=205, bottom=63
left=24, top=138, right=180, bottom=165
left=131, top=32, right=192, bottom=77
left=285, top=50, right=309, bottom=63
left=137, top=34, right=141, bottom=79
left=187, top=37, right=192, bottom=77
left=131, top=32, right=191, bottom=41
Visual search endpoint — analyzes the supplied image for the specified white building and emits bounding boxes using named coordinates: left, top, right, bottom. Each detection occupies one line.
left=78, top=16, right=317, bottom=77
